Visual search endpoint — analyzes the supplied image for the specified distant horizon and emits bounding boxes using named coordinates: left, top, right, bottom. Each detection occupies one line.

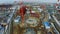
left=0, top=0, right=58, bottom=5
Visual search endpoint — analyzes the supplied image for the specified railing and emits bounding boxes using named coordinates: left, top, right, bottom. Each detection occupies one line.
left=52, top=15, right=60, bottom=26
left=51, top=23, right=59, bottom=34
left=0, top=6, right=18, bottom=34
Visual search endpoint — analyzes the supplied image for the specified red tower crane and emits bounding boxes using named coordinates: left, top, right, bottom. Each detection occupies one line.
left=19, top=5, right=26, bottom=24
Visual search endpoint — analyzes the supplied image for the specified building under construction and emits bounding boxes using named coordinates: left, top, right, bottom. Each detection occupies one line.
left=0, top=0, right=60, bottom=34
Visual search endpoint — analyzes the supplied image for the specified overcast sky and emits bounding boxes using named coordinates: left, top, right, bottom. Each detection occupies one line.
left=0, top=0, right=58, bottom=4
